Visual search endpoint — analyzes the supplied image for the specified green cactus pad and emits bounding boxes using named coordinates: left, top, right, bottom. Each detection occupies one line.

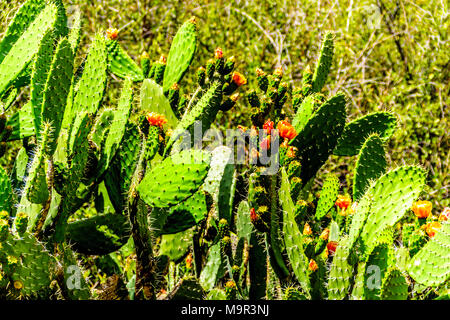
left=1, top=234, right=55, bottom=297
left=280, top=168, right=311, bottom=297
left=66, top=213, right=131, bottom=255
left=292, top=93, right=319, bottom=133
left=0, top=3, right=58, bottom=96
left=97, top=77, right=133, bottom=175
left=0, top=166, right=13, bottom=212
left=312, top=31, right=334, bottom=93
left=59, top=244, right=91, bottom=300
left=166, top=81, right=222, bottom=154
left=344, top=191, right=372, bottom=260
left=6, top=102, right=36, bottom=141
left=363, top=241, right=393, bottom=300
left=236, top=201, right=253, bottom=244
left=207, top=288, right=227, bottom=300
left=290, top=92, right=346, bottom=184
left=350, top=261, right=366, bottom=300
left=407, top=221, right=450, bottom=287
left=10, top=147, right=28, bottom=197
left=67, top=8, right=82, bottom=54
left=327, top=236, right=353, bottom=300
left=41, top=38, right=74, bottom=155
left=163, top=19, right=197, bottom=94
left=248, top=232, right=267, bottom=300
left=161, top=191, right=207, bottom=234
left=30, top=29, right=55, bottom=138
left=168, top=276, right=205, bottom=300
left=203, top=146, right=235, bottom=223
left=353, top=133, right=386, bottom=200
left=23, top=125, right=50, bottom=206
left=104, top=123, right=142, bottom=214
left=106, top=39, right=144, bottom=82
left=380, top=268, right=408, bottom=300
left=360, top=166, right=426, bottom=250
left=334, top=112, right=397, bottom=156
left=140, top=79, right=178, bottom=128
left=71, top=33, right=108, bottom=116
left=137, top=150, right=210, bottom=208
left=199, top=242, right=226, bottom=291
left=160, top=227, right=195, bottom=263
left=0, top=0, right=46, bottom=64
left=315, top=173, right=339, bottom=220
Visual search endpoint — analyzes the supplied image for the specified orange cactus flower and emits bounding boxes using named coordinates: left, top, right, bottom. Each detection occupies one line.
left=259, top=135, right=271, bottom=151
left=308, top=259, right=318, bottom=272
left=411, top=200, right=432, bottom=219
left=214, top=47, right=223, bottom=59
left=335, top=194, right=352, bottom=210
left=303, top=222, right=313, bottom=236
left=106, top=28, right=119, bottom=40
left=327, top=241, right=338, bottom=255
left=263, top=119, right=274, bottom=134
left=232, top=72, right=247, bottom=87
left=146, top=112, right=168, bottom=128
left=425, top=221, right=442, bottom=238
left=277, top=120, right=297, bottom=141
left=439, top=207, right=450, bottom=221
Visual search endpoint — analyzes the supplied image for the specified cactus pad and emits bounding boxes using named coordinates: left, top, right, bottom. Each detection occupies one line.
left=334, top=112, right=397, bottom=156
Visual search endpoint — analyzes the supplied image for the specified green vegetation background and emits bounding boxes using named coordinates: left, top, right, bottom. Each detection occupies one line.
left=0, top=0, right=448, bottom=210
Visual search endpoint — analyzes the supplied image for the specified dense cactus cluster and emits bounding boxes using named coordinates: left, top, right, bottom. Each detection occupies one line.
left=0, top=0, right=448, bottom=300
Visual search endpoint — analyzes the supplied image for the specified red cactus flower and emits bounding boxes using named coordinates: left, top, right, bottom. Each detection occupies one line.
left=335, top=194, right=351, bottom=210
left=439, top=207, right=450, bottom=221
left=232, top=72, right=247, bottom=87
left=147, top=112, right=168, bottom=128
left=106, top=28, right=119, bottom=40
left=277, top=120, right=297, bottom=141
left=327, top=241, right=338, bottom=255
left=250, top=208, right=258, bottom=223
left=412, top=200, right=432, bottom=219
left=263, top=119, right=274, bottom=134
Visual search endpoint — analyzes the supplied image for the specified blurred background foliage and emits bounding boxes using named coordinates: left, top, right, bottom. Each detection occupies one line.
left=1, top=0, right=448, bottom=211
